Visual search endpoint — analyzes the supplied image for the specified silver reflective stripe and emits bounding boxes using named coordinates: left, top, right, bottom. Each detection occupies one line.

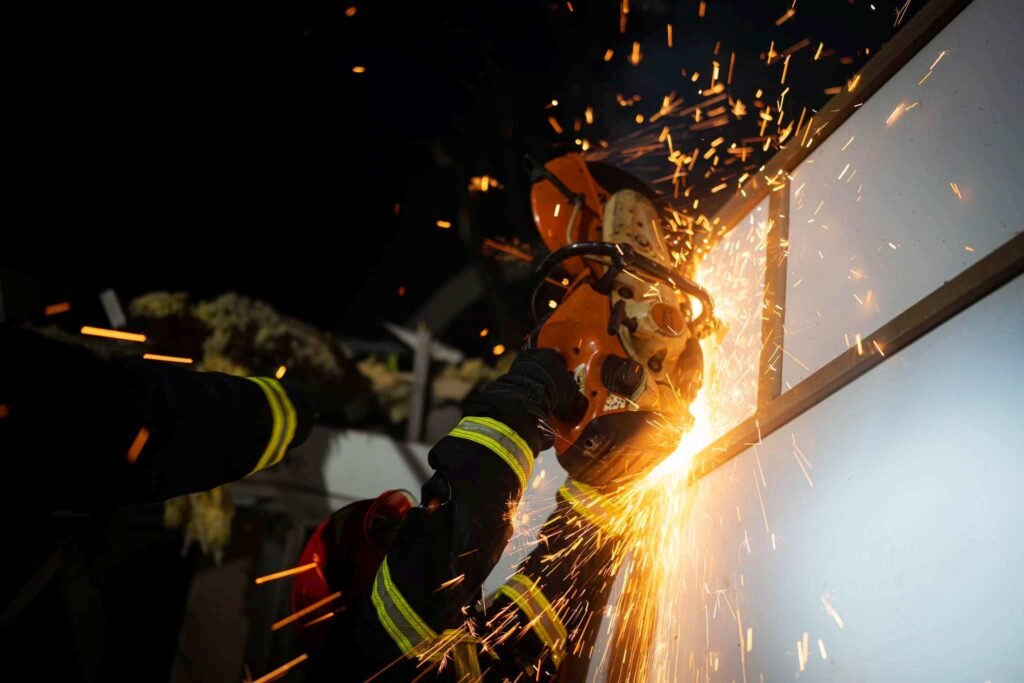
left=371, top=557, right=438, bottom=657
left=449, top=416, right=534, bottom=489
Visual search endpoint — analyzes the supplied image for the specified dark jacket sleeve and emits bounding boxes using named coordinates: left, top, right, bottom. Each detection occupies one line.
left=310, top=402, right=543, bottom=682
left=0, top=323, right=312, bottom=509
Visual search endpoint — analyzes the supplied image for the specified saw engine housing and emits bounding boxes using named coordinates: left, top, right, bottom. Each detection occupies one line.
left=527, top=154, right=719, bottom=486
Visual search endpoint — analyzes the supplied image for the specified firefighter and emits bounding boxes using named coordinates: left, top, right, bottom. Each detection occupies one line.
left=0, top=322, right=314, bottom=510
left=302, top=348, right=633, bottom=682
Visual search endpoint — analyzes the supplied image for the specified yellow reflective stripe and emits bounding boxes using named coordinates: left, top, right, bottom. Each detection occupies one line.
left=559, top=478, right=619, bottom=535
left=371, top=557, right=438, bottom=658
left=453, top=641, right=481, bottom=680
left=260, top=378, right=297, bottom=467
left=449, top=416, right=533, bottom=489
left=246, top=377, right=284, bottom=475
left=497, top=573, right=566, bottom=664
left=509, top=574, right=567, bottom=642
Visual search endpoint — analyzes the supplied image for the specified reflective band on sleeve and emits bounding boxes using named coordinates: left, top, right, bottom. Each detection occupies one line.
left=452, top=640, right=481, bottom=680
left=371, top=557, right=438, bottom=658
left=497, top=573, right=567, bottom=665
left=558, top=478, right=621, bottom=536
left=246, top=377, right=297, bottom=475
left=449, top=416, right=534, bottom=489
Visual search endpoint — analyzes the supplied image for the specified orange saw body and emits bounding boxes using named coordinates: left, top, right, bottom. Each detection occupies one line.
left=526, top=153, right=720, bottom=486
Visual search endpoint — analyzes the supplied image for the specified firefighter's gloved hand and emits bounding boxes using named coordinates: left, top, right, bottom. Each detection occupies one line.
left=465, top=349, right=586, bottom=452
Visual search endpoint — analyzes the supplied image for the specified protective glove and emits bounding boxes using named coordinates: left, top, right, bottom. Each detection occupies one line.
left=464, top=348, right=587, bottom=452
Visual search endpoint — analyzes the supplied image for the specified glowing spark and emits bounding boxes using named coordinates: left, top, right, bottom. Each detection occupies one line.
left=275, top=365, right=287, bottom=380
left=821, top=595, right=845, bottom=628
left=252, top=654, right=309, bottom=683
left=630, top=41, right=642, bottom=66
left=126, top=427, right=150, bottom=464
left=775, top=8, right=795, bottom=25
left=548, top=116, right=564, bottom=134
left=872, top=340, right=885, bottom=357
left=604, top=49, right=614, bottom=62
left=436, top=220, right=452, bottom=229
left=818, top=638, right=828, bottom=659
left=886, top=102, right=906, bottom=126
left=780, top=55, right=791, bottom=84
left=479, top=328, right=489, bottom=337
left=492, top=344, right=506, bottom=356
left=964, top=244, right=975, bottom=252
left=814, top=42, right=824, bottom=60
left=255, top=563, right=318, bottom=585
left=352, top=66, right=366, bottom=74
left=585, top=106, right=594, bottom=124
left=747, top=627, right=753, bottom=652
left=554, top=203, right=561, bottom=217
left=711, top=182, right=728, bottom=194
left=548, top=299, right=558, bottom=309
left=728, top=51, right=736, bottom=84
left=841, top=136, right=855, bottom=151
left=81, top=326, right=146, bottom=343
left=143, top=353, right=193, bottom=364
left=930, top=49, right=950, bottom=70
left=855, top=334, right=864, bottom=356
left=837, top=163, right=850, bottom=180
left=698, top=0, right=706, bottom=18
left=344, top=6, right=356, bottom=17
left=272, top=592, right=342, bottom=631
left=435, top=574, right=466, bottom=591
left=45, top=302, right=71, bottom=315
left=666, top=24, right=673, bottom=47
left=949, top=181, right=962, bottom=199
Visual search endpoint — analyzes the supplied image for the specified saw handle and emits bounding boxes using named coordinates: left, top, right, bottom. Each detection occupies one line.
left=532, top=241, right=719, bottom=336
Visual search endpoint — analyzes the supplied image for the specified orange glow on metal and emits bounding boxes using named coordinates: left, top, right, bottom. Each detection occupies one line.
left=255, top=562, right=318, bottom=585
left=45, top=302, right=71, bottom=316
left=81, top=326, right=146, bottom=343
left=272, top=592, right=342, bottom=631
left=143, top=353, right=193, bottom=364
left=126, top=427, right=150, bottom=464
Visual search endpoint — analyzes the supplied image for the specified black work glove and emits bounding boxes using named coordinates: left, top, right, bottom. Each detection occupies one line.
left=464, top=348, right=587, bottom=452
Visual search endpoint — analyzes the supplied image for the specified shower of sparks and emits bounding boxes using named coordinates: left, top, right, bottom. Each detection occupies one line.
left=949, top=181, right=962, bottom=199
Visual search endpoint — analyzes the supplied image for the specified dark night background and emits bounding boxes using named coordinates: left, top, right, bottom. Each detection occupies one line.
left=3, top=1, right=930, bottom=680
left=7, top=0, right=920, bottom=358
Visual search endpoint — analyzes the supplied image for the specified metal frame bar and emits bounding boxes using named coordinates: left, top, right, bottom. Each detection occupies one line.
left=757, top=186, right=790, bottom=408
left=691, top=232, right=1023, bottom=482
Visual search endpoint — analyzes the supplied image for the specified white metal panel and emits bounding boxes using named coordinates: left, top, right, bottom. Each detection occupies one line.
left=783, top=0, right=1024, bottom=388
left=662, top=274, right=1024, bottom=682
